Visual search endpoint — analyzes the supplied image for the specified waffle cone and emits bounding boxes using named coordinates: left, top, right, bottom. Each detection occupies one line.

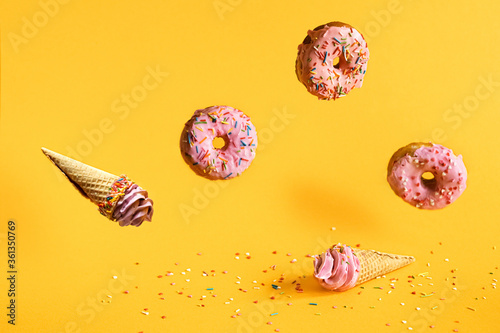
left=353, top=248, right=415, bottom=286
left=41, top=148, right=119, bottom=207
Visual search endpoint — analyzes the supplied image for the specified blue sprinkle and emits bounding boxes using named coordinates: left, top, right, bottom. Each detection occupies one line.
left=193, top=162, right=199, bottom=165
left=323, top=51, right=328, bottom=64
left=240, top=140, right=246, bottom=146
left=224, top=173, right=233, bottom=179
left=196, top=146, right=198, bottom=153
left=333, top=37, right=341, bottom=44
left=270, top=313, right=278, bottom=316
left=309, top=303, right=318, bottom=306
left=355, top=56, right=360, bottom=64
left=272, top=284, right=280, bottom=290
left=238, top=158, right=242, bottom=166
left=206, top=288, right=214, bottom=291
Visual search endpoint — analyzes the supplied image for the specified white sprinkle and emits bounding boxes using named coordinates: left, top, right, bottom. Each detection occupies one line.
left=401, top=303, right=405, bottom=306
left=112, top=276, right=117, bottom=279
left=444, top=259, right=449, bottom=262
left=416, top=307, right=421, bottom=311
left=402, top=320, right=407, bottom=324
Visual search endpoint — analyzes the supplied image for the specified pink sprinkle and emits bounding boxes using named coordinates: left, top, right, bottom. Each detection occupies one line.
left=275, top=330, right=280, bottom=332
left=123, top=290, right=129, bottom=294
left=267, top=322, right=272, bottom=325
left=332, top=306, right=337, bottom=309
left=161, top=316, right=166, bottom=319
left=386, top=323, right=390, bottom=326
left=175, top=262, right=179, bottom=265
left=222, top=271, right=228, bottom=274
left=429, top=325, right=435, bottom=328
left=197, top=252, right=202, bottom=255
left=287, top=253, right=292, bottom=256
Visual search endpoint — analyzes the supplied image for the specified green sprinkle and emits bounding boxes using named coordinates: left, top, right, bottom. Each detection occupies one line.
left=309, top=303, right=318, bottom=306
left=431, top=306, right=438, bottom=310
left=369, top=306, right=375, bottom=309
left=315, top=313, right=321, bottom=316
left=373, top=287, right=383, bottom=289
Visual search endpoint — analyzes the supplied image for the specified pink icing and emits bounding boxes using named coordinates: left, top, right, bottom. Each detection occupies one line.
left=180, top=106, right=257, bottom=180
left=296, top=22, right=369, bottom=100
left=313, top=244, right=360, bottom=291
left=112, top=184, right=153, bottom=227
left=387, top=143, right=467, bottom=209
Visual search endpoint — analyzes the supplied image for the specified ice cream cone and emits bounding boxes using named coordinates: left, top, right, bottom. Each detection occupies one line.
left=352, top=248, right=415, bottom=285
left=313, top=244, right=415, bottom=291
left=42, top=147, right=154, bottom=226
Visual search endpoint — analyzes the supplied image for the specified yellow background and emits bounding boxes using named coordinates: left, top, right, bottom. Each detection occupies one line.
left=1, top=0, right=499, bottom=332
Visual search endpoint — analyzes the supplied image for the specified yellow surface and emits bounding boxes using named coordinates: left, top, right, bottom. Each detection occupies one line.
left=1, top=0, right=499, bottom=332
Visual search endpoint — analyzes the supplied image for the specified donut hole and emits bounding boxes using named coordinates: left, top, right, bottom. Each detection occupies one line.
left=212, top=136, right=228, bottom=150
left=421, top=172, right=437, bottom=189
left=332, top=57, right=340, bottom=69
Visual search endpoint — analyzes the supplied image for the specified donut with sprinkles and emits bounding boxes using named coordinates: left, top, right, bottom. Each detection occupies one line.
left=296, top=21, right=369, bottom=100
left=387, top=142, right=467, bottom=209
left=180, top=106, right=257, bottom=180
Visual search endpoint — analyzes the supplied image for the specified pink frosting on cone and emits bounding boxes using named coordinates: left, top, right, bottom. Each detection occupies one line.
left=112, top=184, right=153, bottom=227
left=313, top=244, right=360, bottom=291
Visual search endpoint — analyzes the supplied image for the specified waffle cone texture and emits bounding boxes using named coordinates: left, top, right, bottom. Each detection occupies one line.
left=353, top=248, right=415, bottom=285
left=41, top=147, right=120, bottom=209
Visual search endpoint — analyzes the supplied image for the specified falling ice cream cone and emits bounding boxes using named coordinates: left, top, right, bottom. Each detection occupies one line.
left=42, top=147, right=153, bottom=226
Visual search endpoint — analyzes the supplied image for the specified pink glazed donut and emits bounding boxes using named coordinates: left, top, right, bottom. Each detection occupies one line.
left=387, top=143, right=467, bottom=209
left=180, top=106, right=257, bottom=180
left=296, top=21, right=369, bottom=100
